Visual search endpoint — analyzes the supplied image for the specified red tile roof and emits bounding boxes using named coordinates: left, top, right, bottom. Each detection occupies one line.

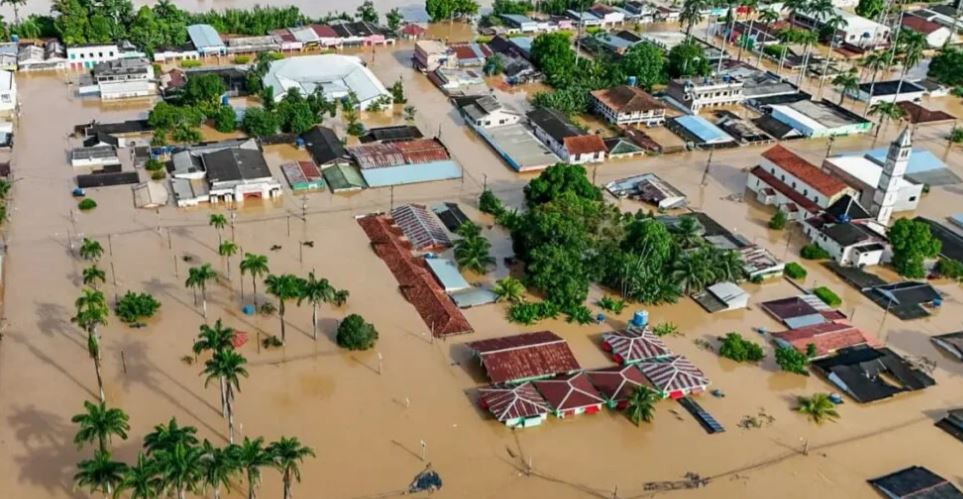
left=637, top=356, right=710, bottom=395
left=402, top=24, right=427, bottom=36
left=591, top=85, right=665, bottom=114
left=297, top=161, right=322, bottom=180
left=602, top=327, right=672, bottom=364
left=772, top=321, right=877, bottom=357
left=897, top=101, right=956, bottom=124
left=760, top=296, right=820, bottom=321
left=761, top=145, right=848, bottom=197
left=478, top=383, right=551, bottom=422
left=563, top=135, right=607, bottom=156
left=358, top=215, right=472, bottom=337
left=310, top=24, right=339, bottom=38
left=749, top=165, right=821, bottom=214
left=901, top=14, right=944, bottom=35
left=586, top=365, right=647, bottom=403
left=532, top=372, right=606, bottom=412
left=467, top=331, right=581, bottom=384
left=450, top=43, right=492, bottom=61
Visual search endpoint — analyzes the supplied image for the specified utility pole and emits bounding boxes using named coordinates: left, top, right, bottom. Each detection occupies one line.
left=390, top=185, right=395, bottom=211
left=286, top=215, right=291, bottom=238
left=229, top=206, right=237, bottom=241
left=420, top=440, right=427, bottom=461
left=701, top=150, right=714, bottom=186
left=825, top=136, right=835, bottom=159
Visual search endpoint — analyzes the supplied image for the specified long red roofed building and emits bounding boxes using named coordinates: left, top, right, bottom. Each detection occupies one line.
left=466, top=331, right=581, bottom=384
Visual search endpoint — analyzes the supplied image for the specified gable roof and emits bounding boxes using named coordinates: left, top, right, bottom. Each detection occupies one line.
left=527, top=107, right=583, bottom=142
left=772, top=321, right=876, bottom=357
left=532, top=372, right=606, bottom=411
left=602, top=327, right=672, bottom=364
left=202, top=148, right=271, bottom=183
left=591, top=85, right=665, bottom=114
left=390, top=204, right=451, bottom=250
left=761, top=145, right=849, bottom=196
left=812, top=346, right=936, bottom=403
left=301, top=126, right=347, bottom=165
left=478, top=383, right=551, bottom=422
left=466, top=331, right=581, bottom=384
left=563, top=135, right=607, bottom=156
left=901, top=14, right=946, bottom=35
left=637, top=355, right=710, bottom=394
left=897, top=101, right=955, bottom=124
left=586, top=365, right=647, bottom=402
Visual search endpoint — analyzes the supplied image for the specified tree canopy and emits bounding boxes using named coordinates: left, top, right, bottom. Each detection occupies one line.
left=667, top=41, right=712, bottom=78
left=336, top=314, right=379, bottom=350
left=928, top=48, right=963, bottom=86
left=855, top=0, right=885, bottom=21
left=425, top=0, right=480, bottom=22
left=619, top=42, right=666, bottom=90
left=888, top=218, right=942, bottom=278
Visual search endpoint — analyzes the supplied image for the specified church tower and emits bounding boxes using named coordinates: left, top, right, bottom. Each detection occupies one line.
left=872, top=126, right=912, bottom=226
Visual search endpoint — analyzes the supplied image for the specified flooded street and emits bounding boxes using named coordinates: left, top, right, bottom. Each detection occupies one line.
left=1, top=32, right=963, bottom=499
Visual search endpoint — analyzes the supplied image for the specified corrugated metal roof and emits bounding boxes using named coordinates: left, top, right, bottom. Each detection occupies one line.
left=425, top=257, right=471, bottom=292
left=187, top=24, right=225, bottom=50
left=390, top=204, right=451, bottom=250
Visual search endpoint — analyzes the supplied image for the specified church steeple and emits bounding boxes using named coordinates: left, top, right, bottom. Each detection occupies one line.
left=871, top=127, right=911, bottom=226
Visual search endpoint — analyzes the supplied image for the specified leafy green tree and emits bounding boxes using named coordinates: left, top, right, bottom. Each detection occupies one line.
left=297, top=272, right=337, bottom=341
left=185, top=263, right=217, bottom=319
left=479, top=188, right=505, bottom=215
left=241, top=107, right=279, bottom=137
left=72, top=400, right=130, bottom=453
left=625, top=386, right=659, bottom=425
left=214, top=105, right=237, bottom=133
left=149, top=102, right=204, bottom=144
left=483, top=54, right=505, bottom=76
left=718, top=332, right=764, bottom=362
left=53, top=0, right=92, bottom=45
left=769, top=210, right=788, bottom=230
left=493, top=276, right=525, bottom=304
left=180, top=73, right=227, bottom=111
left=889, top=218, right=942, bottom=278
left=531, top=32, right=577, bottom=87
left=670, top=248, right=717, bottom=295
left=233, top=437, right=273, bottom=499
left=425, top=0, right=479, bottom=22
left=775, top=345, right=811, bottom=375
left=72, top=288, right=109, bottom=402
left=219, top=240, right=239, bottom=279
left=155, top=441, right=204, bottom=499
left=277, top=89, right=316, bottom=134
left=203, top=349, right=248, bottom=443
left=670, top=215, right=703, bottom=249
left=937, top=258, right=963, bottom=281
left=796, top=393, right=840, bottom=424
left=79, top=237, right=104, bottom=261
left=267, top=436, right=316, bottom=499
left=336, top=314, right=378, bottom=350
left=114, top=291, right=161, bottom=324
left=143, top=418, right=199, bottom=456
left=117, top=453, right=162, bottom=499
left=355, top=0, right=379, bottom=23
left=75, top=450, right=127, bottom=497
left=386, top=8, right=404, bottom=32
left=530, top=87, right=591, bottom=114
left=83, top=265, right=107, bottom=289
left=667, top=40, right=711, bottom=78
left=524, top=163, right=601, bottom=206
left=389, top=79, right=406, bottom=104
left=618, top=42, right=664, bottom=89
left=928, top=47, right=963, bottom=86
left=264, top=273, right=302, bottom=342
left=855, top=0, right=885, bottom=19
left=239, top=253, right=270, bottom=307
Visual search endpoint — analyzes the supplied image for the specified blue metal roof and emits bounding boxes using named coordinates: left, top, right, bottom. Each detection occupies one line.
left=863, top=147, right=947, bottom=174
left=360, top=160, right=462, bottom=188
left=675, top=115, right=734, bottom=144
left=500, top=14, right=536, bottom=24
left=425, top=257, right=471, bottom=292
left=511, top=37, right=533, bottom=52
left=187, top=24, right=225, bottom=50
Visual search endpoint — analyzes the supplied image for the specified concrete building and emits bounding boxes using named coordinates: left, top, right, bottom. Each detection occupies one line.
left=413, top=40, right=454, bottom=71
left=187, top=24, right=227, bottom=56
left=802, top=201, right=889, bottom=266
left=203, top=148, right=282, bottom=203
left=768, top=99, right=872, bottom=137
left=871, top=127, right=913, bottom=226
left=747, top=145, right=857, bottom=220
left=665, top=76, right=744, bottom=112
left=348, top=138, right=462, bottom=187
left=901, top=14, right=952, bottom=47
left=0, top=70, right=15, bottom=113
left=499, top=14, right=539, bottom=32
left=589, top=3, right=626, bottom=25
left=263, top=55, right=390, bottom=110
left=454, top=95, right=522, bottom=128
left=0, top=43, right=17, bottom=71
left=590, top=85, right=666, bottom=126
left=791, top=8, right=890, bottom=49
left=850, top=80, right=927, bottom=105
left=823, top=131, right=922, bottom=217
left=67, top=44, right=119, bottom=70
left=18, top=41, right=67, bottom=72
left=527, top=107, right=607, bottom=164
left=89, top=58, right=156, bottom=100
left=152, top=46, right=201, bottom=63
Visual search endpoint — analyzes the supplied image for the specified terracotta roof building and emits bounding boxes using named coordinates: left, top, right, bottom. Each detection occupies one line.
left=771, top=320, right=878, bottom=358
left=466, top=331, right=581, bottom=384
left=586, top=365, right=647, bottom=409
left=478, top=383, right=551, bottom=428
left=637, top=355, right=710, bottom=399
left=897, top=101, right=955, bottom=125
left=562, top=135, right=607, bottom=158
left=532, top=372, right=606, bottom=418
left=527, top=107, right=608, bottom=164
left=748, top=145, right=856, bottom=221
left=601, top=327, right=672, bottom=365
left=590, top=85, right=666, bottom=126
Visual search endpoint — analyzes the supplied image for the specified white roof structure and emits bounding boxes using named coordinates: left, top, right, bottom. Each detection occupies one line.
left=825, top=155, right=918, bottom=190
left=640, top=31, right=687, bottom=50
left=708, top=281, right=749, bottom=310
left=833, top=9, right=889, bottom=34
left=263, top=55, right=390, bottom=110
left=0, top=70, right=13, bottom=91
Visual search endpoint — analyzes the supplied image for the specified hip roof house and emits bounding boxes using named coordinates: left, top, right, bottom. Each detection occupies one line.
left=478, top=383, right=551, bottom=428
left=466, top=331, right=581, bottom=384
left=601, top=327, right=672, bottom=365
left=263, top=55, right=390, bottom=110
left=532, top=372, right=606, bottom=418
left=637, top=355, right=710, bottom=399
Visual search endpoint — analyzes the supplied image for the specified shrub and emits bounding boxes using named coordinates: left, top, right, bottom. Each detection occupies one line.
left=336, top=314, right=379, bottom=350
left=479, top=188, right=505, bottom=215
left=262, top=335, right=283, bottom=349
left=78, top=198, right=97, bottom=211
left=813, top=286, right=842, bottom=307
left=508, top=300, right=560, bottom=325
left=937, top=258, right=963, bottom=281
left=769, top=210, right=787, bottom=230
left=596, top=296, right=625, bottom=314
left=775, top=345, right=811, bottom=375
left=150, top=170, right=167, bottom=181
left=653, top=321, right=678, bottom=337
left=718, top=332, right=765, bottom=362
left=114, top=291, right=161, bottom=324
left=763, top=44, right=786, bottom=58
left=951, top=127, right=963, bottom=144
left=145, top=159, right=164, bottom=171
left=180, top=59, right=202, bottom=69
left=233, top=55, right=252, bottom=64
left=800, top=244, right=830, bottom=260
left=565, top=305, right=594, bottom=324
left=785, top=262, right=807, bottom=280
left=750, top=274, right=764, bottom=284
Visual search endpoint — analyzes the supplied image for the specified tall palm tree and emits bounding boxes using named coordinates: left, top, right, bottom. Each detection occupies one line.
left=83, top=265, right=107, bottom=289
left=625, top=385, right=659, bottom=426
left=143, top=418, right=199, bottom=456
left=860, top=50, right=892, bottom=82
left=893, top=30, right=926, bottom=101
left=117, top=454, right=162, bottom=499
left=711, top=248, right=745, bottom=283
left=735, top=0, right=760, bottom=62
left=267, top=437, right=315, bottom=499
left=671, top=249, right=716, bottom=295
left=239, top=253, right=269, bottom=307
left=209, top=214, right=228, bottom=247
left=454, top=223, right=494, bottom=274
left=670, top=216, right=703, bottom=249
left=80, top=237, right=105, bottom=261
left=203, top=349, right=248, bottom=444
left=193, top=319, right=237, bottom=417
left=155, top=441, right=204, bottom=499
left=75, top=450, right=127, bottom=497
left=796, top=393, right=840, bottom=423
left=815, top=14, right=848, bottom=98
left=297, top=272, right=336, bottom=341
left=832, top=69, right=860, bottom=105
left=200, top=440, right=239, bottom=499
left=756, top=9, right=780, bottom=67
left=185, top=264, right=217, bottom=319
left=264, top=274, right=302, bottom=343
left=869, top=101, right=905, bottom=139
left=493, top=276, right=525, bottom=304
left=680, top=0, right=706, bottom=38
left=1, top=0, right=25, bottom=25
left=218, top=240, right=239, bottom=280
left=233, top=437, right=273, bottom=499
left=72, top=288, right=109, bottom=403
left=71, top=400, right=130, bottom=454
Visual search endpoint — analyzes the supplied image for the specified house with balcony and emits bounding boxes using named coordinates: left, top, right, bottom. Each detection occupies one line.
left=665, top=76, right=745, bottom=112
left=591, top=85, right=666, bottom=126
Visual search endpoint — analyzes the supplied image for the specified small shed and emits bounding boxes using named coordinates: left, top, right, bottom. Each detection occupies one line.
left=322, top=163, right=366, bottom=192
left=693, top=281, right=749, bottom=312
left=532, top=372, right=606, bottom=418
left=477, top=383, right=551, bottom=428
left=601, top=327, right=672, bottom=365
left=637, top=355, right=710, bottom=399
left=425, top=257, right=471, bottom=293
left=281, top=161, right=325, bottom=191
left=586, top=365, right=648, bottom=409
left=932, top=331, right=963, bottom=362
left=132, top=181, right=169, bottom=208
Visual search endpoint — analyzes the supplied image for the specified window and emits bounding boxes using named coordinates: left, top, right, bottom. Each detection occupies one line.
left=909, top=196, right=917, bottom=202
left=781, top=175, right=785, bottom=181
left=99, top=52, right=103, bottom=58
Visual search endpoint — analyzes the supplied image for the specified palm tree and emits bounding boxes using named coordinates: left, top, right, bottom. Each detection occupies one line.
left=71, top=400, right=130, bottom=454
left=756, top=9, right=780, bottom=67
left=193, top=319, right=237, bottom=417
left=815, top=14, right=848, bottom=99
left=711, top=248, right=744, bottom=282
left=72, top=288, right=109, bottom=403
left=625, top=386, right=659, bottom=426
left=2, top=0, right=26, bottom=25
left=796, top=393, right=840, bottom=424
left=233, top=437, right=273, bottom=499
left=117, top=454, right=162, bottom=499
left=893, top=31, right=926, bottom=101
left=155, top=441, right=204, bottom=499
left=869, top=101, right=905, bottom=139
left=218, top=240, right=239, bottom=280
left=203, top=349, right=248, bottom=444
left=143, top=418, right=199, bottom=456
left=670, top=216, right=703, bottom=249
left=80, top=237, right=105, bottom=261
left=75, top=450, right=127, bottom=497
left=861, top=50, right=892, bottom=82
left=775, top=28, right=803, bottom=76
left=297, top=272, right=336, bottom=341
left=267, top=437, right=315, bottom=499
left=735, top=0, right=760, bottom=62
left=453, top=224, right=494, bottom=274
left=185, top=263, right=217, bottom=319
left=200, top=440, right=239, bottom=499
left=264, top=274, right=302, bottom=342
left=493, top=276, right=525, bottom=304
left=239, top=253, right=269, bottom=307
left=83, top=265, right=107, bottom=289
left=209, top=214, right=228, bottom=247
left=832, top=69, right=860, bottom=105
left=671, top=249, right=716, bottom=295
left=680, top=0, right=706, bottom=38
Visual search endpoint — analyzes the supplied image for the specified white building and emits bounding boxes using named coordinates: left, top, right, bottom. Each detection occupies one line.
left=871, top=127, right=913, bottom=226
left=589, top=4, right=626, bottom=25
left=0, top=70, right=16, bottom=113
left=262, top=55, right=391, bottom=110
left=67, top=44, right=120, bottom=70
left=850, top=80, right=927, bottom=105
left=665, top=77, right=745, bottom=112
left=823, top=131, right=922, bottom=217
left=153, top=47, right=201, bottom=63
left=456, top=95, right=522, bottom=128
left=747, top=145, right=857, bottom=220
left=792, top=9, right=890, bottom=48
left=803, top=215, right=889, bottom=266
left=527, top=107, right=607, bottom=164
left=902, top=14, right=952, bottom=48
left=590, top=85, right=666, bottom=126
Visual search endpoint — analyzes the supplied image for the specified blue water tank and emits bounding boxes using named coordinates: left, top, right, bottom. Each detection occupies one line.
left=242, top=305, right=256, bottom=315
left=221, top=94, right=230, bottom=106
left=631, top=310, right=649, bottom=327
left=627, top=75, right=638, bottom=86
left=11, top=35, right=19, bottom=43
left=295, top=137, right=305, bottom=148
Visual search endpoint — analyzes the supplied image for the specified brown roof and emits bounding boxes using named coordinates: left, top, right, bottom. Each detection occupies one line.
left=402, top=24, right=426, bottom=36
left=591, top=86, right=665, bottom=114
left=467, top=331, right=581, bottom=384
left=623, top=128, right=662, bottom=152
left=563, top=135, right=607, bottom=156
left=761, top=145, right=848, bottom=197
left=749, top=165, right=821, bottom=214
left=637, top=355, right=710, bottom=394
left=901, top=14, right=944, bottom=35
left=602, top=328, right=672, bottom=364
left=310, top=24, right=338, bottom=38
left=586, top=365, right=647, bottom=403
left=349, top=139, right=450, bottom=169
left=478, top=383, right=551, bottom=422
left=772, top=321, right=877, bottom=357
left=760, top=296, right=820, bottom=321
left=297, top=161, right=322, bottom=180
left=357, top=215, right=472, bottom=337
left=532, top=372, right=606, bottom=412
left=897, top=101, right=956, bottom=125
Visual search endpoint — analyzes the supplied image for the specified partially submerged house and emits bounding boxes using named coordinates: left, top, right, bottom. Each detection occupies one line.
left=771, top=320, right=877, bottom=358
left=477, top=383, right=551, bottom=428
left=424, top=257, right=497, bottom=308
left=348, top=138, right=461, bottom=187
left=601, top=327, right=673, bottom=365
left=465, top=331, right=581, bottom=385
left=802, top=197, right=890, bottom=267
left=586, top=365, right=648, bottom=409
left=868, top=466, right=963, bottom=499
left=532, top=372, right=606, bottom=418
left=850, top=80, right=927, bottom=105
left=281, top=161, right=325, bottom=192
left=636, top=355, right=710, bottom=399
left=590, top=85, right=666, bottom=126
left=605, top=173, right=687, bottom=209
left=931, top=331, right=963, bottom=361
left=527, top=107, right=607, bottom=164
left=936, top=409, right=963, bottom=443
left=812, top=346, right=935, bottom=403
left=760, top=295, right=846, bottom=329
left=390, top=204, right=452, bottom=251
left=668, top=115, right=736, bottom=149
left=692, top=281, right=749, bottom=313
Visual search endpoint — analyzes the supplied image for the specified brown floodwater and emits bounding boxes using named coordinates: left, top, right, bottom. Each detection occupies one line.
left=2, top=26, right=963, bottom=499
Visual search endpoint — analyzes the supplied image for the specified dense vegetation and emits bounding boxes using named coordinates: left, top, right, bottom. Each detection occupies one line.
left=425, top=0, right=480, bottom=22
left=718, top=332, right=764, bottom=362
left=336, top=314, right=379, bottom=350
left=775, top=343, right=817, bottom=375
left=784, top=262, right=807, bottom=280
left=114, top=291, right=161, bottom=324
left=888, top=218, right=942, bottom=278
left=813, top=286, right=841, bottom=307
left=928, top=47, right=963, bottom=87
